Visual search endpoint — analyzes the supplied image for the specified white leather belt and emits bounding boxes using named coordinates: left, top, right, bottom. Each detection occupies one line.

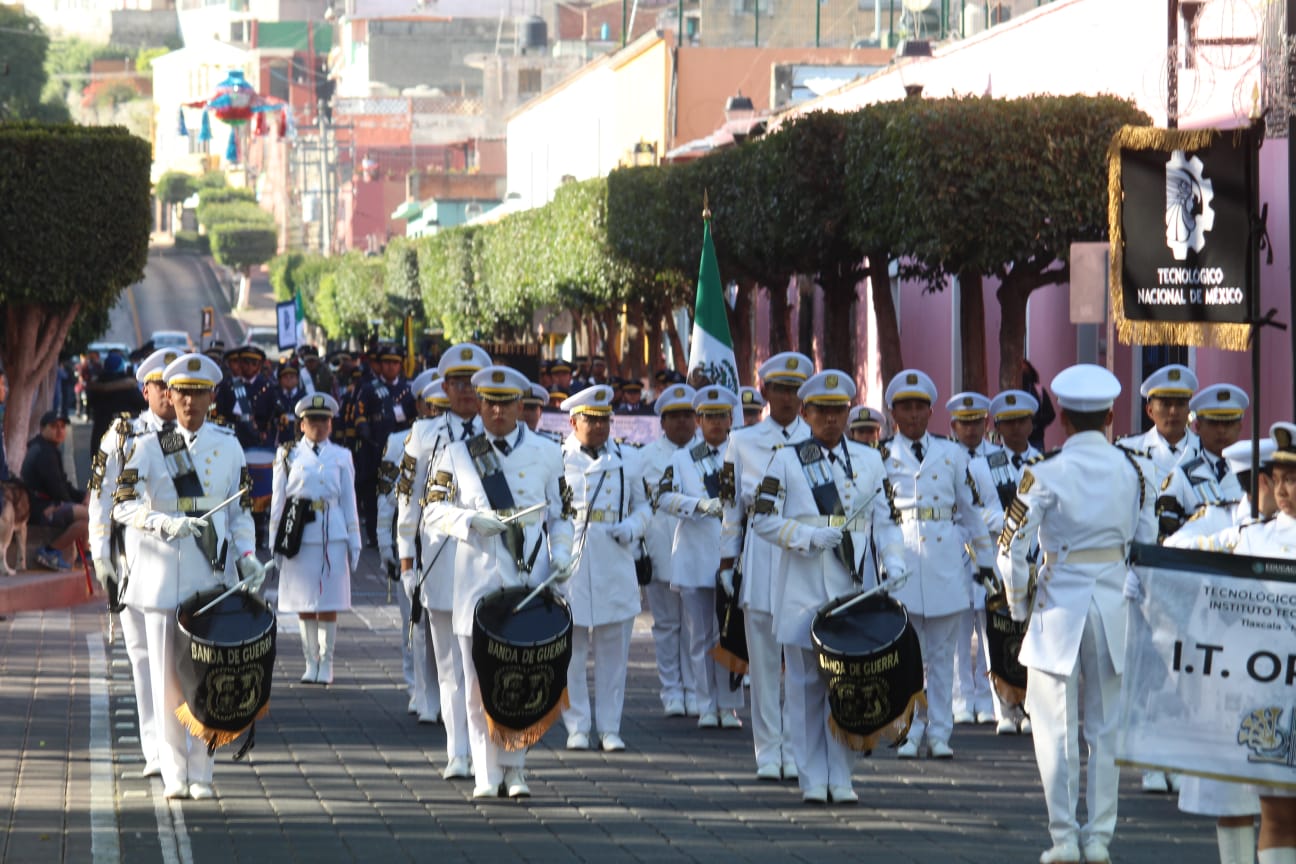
left=1041, top=546, right=1126, bottom=566
left=796, top=514, right=868, bottom=531
left=153, top=495, right=227, bottom=512
left=898, top=506, right=954, bottom=522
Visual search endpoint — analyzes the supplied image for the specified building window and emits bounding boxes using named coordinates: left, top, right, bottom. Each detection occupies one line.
left=517, top=68, right=542, bottom=97
left=734, top=0, right=774, bottom=14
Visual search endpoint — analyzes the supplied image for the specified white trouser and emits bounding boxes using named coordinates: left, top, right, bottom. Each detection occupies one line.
left=395, top=576, right=414, bottom=688
left=120, top=604, right=157, bottom=767
left=746, top=609, right=791, bottom=770
left=644, top=580, right=693, bottom=708
left=142, top=609, right=213, bottom=790
left=681, top=588, right=744, bottom=714
left=785, top=646, right=853, bottom=792
left=562, top=619, right=634, bottom=737
left=429, top=611, right=468, bottom=762
left=1025, top=598, right=1122, bottom=850
left=403, top=575, right=439, bottom=718
left=908, top=611, right=961, bottom=746
left=458, top=634, right=524, bottom=789
left=952, top=607, right=992, bottom=716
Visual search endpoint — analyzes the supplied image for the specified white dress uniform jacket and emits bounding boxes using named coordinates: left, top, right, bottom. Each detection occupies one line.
left=658, top=440, right=728, bottom=590
left=560, top=437, right=650, bottom=628
left=720, top=416, right=809, bottom=613
left=114, top=422, right=256, bottom=609
left=1156, top=450, right=1242, bottom=538
left=271, top=438, right=362, bottom=613
left=882, top=433, right=996, bottom=618
left=376, top=426, right=411, bottom=564
left=89, top=410, right=166, bottom=564
left=639, top=434, right=697, bottom=586
left=425, top=424, right=574, bottom=637
left=752, top=438, right=907, bottom=649
left=1119, top=427, right=1200, bottom=484
left=997, top=430, right=1156, bottom=677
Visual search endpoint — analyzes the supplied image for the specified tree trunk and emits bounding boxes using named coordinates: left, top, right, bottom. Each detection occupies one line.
left=959, top=270, right=987, bottom=395
left=601, top=308, right=622, bottom=372
left=663, top=307, right=687, bottom=371
left=643, top=302, right=664, bottom=378
left=237, top=268, right=252, bottom=310
left=868, top=255, right=904, bottom=386
left=3, top=303, right=82, bottom=469
left=796, top=275, right=815, bottom=358
left=820, top=275, right=856, bottom=374
left=623, top=300, right=645, bottom=381
left=767, top=281, right=791, bottom=355
left=730, top=279, right=754, bottom=386
left=997, top=276, right=1030, bottom=392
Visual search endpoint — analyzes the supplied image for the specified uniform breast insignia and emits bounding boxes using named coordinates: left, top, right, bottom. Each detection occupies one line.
left=986, top=450, right=1009, bottom=470
left=1018, top=469, right=1036, bottom=495
left=999, top=497, right=1029, bottom=553
left=719, top=462, right=736, bottom=506
left=88, top=449, right=108, bottom=492
left=882, top=477, right=902, bottom=524
left=754, top=476, right=781, bottom=515
left=424, top=469, right=455, bottom=505
left=656, top=465, right=676, bottom=498
left=797, top=442, right=823, bottom=465
left=965, top=467, right=984, bottom=507
left=689, top=442, right=710, bottom=462
left=239, top=468, right=253, bottom=509
left=559, top=477, right=574, bottom=519
left=113, top=468, right=140, bottom=504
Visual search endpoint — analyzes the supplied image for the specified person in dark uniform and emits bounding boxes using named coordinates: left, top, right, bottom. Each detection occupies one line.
left=617, top=379, right=650, bottom=414
left=257, top=358, right=306, bottom=448
left=214, top=345, right=271, bottom=448
left=354, top=343, right=415, bottom=546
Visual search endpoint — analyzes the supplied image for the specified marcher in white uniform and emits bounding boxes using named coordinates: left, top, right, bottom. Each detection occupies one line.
left=113, top=353, right=265, bottom=801
left=376, top=371, right=440, bottom=715
left=271, top=393, right=361, bottom=685
left=89, top=347, right=182, bottom=778
left=945, top=391, right=1003, bottom=727
left=1156, top=384, right=1248, bottom=541
left=1229, top=423, right=1296, bottom=864
left=739, top=386, right=765, bottom=428
left=398, top=343, right=492, bottom=780
left=424, top=365, right=574, bottom=799
left=1164, top=437, right=1270, bottom=864
left=752, top=370, right=908, bottom=805
left=882, top=370, right=997, bottom=760
left=658, top=386, right=744, bottom=729
left=986, top=389, right=1042, bottom=735
left=636, top=384, right=699, bottom=717
left=720, top=352, right=813, bottom=781
left=846, top=405, right=882, bottom=446
left=559, top=385, right=651, bottom=753
left=997, top=364, right=1156, bottom=864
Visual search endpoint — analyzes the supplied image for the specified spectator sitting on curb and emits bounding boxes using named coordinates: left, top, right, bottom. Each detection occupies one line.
left=20, top=411, right=89, bottom=571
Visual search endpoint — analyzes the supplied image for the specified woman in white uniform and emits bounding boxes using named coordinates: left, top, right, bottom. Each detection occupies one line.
left=271, top=393, right=362, bottom=685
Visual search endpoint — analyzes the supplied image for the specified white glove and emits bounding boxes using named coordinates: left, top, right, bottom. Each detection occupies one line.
left=608, top=521, right=636, bottom=545
left=717, top=567, right=735, bottom=597
left=160, top=515, right=208, bottom=540
left=1123, top=569, right=1144, bottom=602
left=810, top=526, right=843, bottom=550
left=883, top=567, right=910, bottom=593
left=697, top=497, right=724, bottom=518
left=237, top=555, right=266, bottom=593
left=92, top=557, right=116, bottom=591
left=350, top=545, right=362, bottom=570
left=469, top=514, right=508, bottom=537
left=550, top=552, right=574, bottom=583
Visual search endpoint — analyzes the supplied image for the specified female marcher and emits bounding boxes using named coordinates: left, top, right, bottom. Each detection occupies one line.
left=271, top=393, right=362, bottom=685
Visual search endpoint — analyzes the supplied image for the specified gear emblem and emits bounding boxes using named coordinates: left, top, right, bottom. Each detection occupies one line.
left=1165, top=150, right=1215, bottom=260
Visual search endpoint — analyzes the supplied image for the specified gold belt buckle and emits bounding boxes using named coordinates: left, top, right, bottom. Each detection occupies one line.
left=827, top=515, right=845, bottom=528
left=177, top=496, right=194, bottom=511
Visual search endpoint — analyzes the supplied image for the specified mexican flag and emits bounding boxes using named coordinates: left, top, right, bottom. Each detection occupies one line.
left=686, top=217, right=739, bottom=394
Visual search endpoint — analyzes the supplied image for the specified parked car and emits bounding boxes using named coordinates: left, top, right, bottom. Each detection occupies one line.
left=149, top=330, right=194, bottom=352
left=245, top=326, right=282, bottom=360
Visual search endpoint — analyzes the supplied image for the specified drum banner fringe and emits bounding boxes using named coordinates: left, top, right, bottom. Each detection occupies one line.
left=830, top=691, right=926, bottom=754
left=175, top=701, right=270, bottom=750
left=989, top=672, right=1026, bottom=712
left=1106, top=124, right=1253, bottom=352
left=710, top=643, right=750, bottom=676
left=487, top=689, right=570, bottom=752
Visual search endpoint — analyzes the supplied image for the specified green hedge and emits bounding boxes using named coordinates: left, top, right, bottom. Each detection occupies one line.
left=175, top=230, right=210, bottom=254
left=209, top=223, right=277, bottom=272
left=197, top=200, right=272, bottom=232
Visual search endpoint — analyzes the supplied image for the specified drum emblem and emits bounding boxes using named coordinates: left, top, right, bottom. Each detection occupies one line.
left=492, top=666, right=555, bottom=719
left=830, top=677, right=891, bottom=728
left=205, top=665, right=265, bottom=723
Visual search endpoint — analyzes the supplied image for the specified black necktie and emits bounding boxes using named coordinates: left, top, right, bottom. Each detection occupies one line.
left=708, top=447, right=719, bottom=458
left=782, top=428, right=790, bottom=440
left=968, top=447, right=977, bottom=459
left=1214, top=457, right=1227, bottom=481
left=1168, top=442, right=1178, bottom=454
left=912, top=440, right=924, bottom=462
left=494, top=438, right=510, bottom=456
left=461, top=419, right=473, bottom=440
left=582, top=445, right=601, bottom=459
left=312, top=443, right=320, bottom=456
left=1011, top=453, right=1023, bottom=469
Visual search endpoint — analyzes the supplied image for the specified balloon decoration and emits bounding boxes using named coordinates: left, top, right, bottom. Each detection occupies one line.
left=180, top=70, right=288, bottom=164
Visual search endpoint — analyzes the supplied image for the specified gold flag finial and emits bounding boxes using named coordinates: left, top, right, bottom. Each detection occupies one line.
left=702, top=189, right=711, bottom=222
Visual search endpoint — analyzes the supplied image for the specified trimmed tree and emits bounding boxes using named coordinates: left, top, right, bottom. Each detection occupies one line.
left=209, top=223, right=278, bottom=309
left=0, top=122, right=151, bottom=464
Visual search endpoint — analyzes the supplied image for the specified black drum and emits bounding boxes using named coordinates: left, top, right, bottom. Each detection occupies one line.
left=985, top=607, right=1029, bottom=710
left=811, top=591, right=925, bottom=753
left=472, top=586, right=573, bottom=751
left=175, top=588, right=276, bottom=750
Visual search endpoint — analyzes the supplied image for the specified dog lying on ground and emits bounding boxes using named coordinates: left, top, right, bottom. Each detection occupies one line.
left=0, top=481, right=31, bottom=576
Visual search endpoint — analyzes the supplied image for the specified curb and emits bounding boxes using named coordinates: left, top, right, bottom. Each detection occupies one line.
left=0, top=569, right=102, bottom=615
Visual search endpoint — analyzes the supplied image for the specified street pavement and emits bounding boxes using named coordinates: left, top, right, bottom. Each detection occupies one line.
left=1, top=553, right=1220, bottom=864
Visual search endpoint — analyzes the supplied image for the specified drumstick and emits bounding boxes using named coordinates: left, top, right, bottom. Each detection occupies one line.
left=193, top=559, right=277, bottom=617
left=498, top=501, right=547, bottom=524
left=197, top=487, right=248, bottom=521
left=824, top=580, right=892, bottom=619
left=512, top=571, right=560, bottom=614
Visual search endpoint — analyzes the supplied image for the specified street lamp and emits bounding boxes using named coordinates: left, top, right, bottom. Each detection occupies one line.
left=895, top=39, right=933, bottom=99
